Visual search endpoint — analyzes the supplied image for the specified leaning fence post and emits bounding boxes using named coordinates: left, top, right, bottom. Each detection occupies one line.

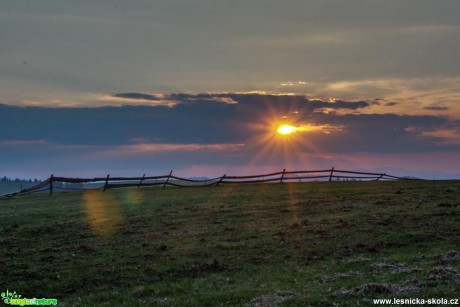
left=138, top=174, right=146, bottom=189
left=376, top=173, right=385, bottom=181
left=103, top=174, right=110, bottom=192
left=217, top=174, right=226, bottom=186
left=329, top=167, right=334, bottom=182
left=280, top=169, right=286, bottom=183
left=163, top=170, right=172, bottom=188
left=49, top=174, right=54, bottom=196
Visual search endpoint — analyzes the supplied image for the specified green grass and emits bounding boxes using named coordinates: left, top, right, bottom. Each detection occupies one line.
left=1, top=181, right=459, bottom=306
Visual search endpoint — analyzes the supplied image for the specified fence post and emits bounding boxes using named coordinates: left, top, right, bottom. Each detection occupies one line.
left=280, top=169, right=286, bottom=183
left=217, top=174, right=226, bottom=186
left=376, top=173, right=385, bottom=181
left=103, top=174, right=110, bottom=192
left=138, top=174, right=146, bottom=189
left=49, top=174, right=54, bottom=196
left=163, top=170, right=172, bottom=188
left=329, top=167, right=334, bottom=182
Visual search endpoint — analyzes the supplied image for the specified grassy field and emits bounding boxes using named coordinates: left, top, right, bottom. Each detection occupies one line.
left=1, top=181, right=459, bottom=306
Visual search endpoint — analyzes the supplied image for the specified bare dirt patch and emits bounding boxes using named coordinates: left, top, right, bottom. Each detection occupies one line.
left=440, top=251, right=460, bottom=263
left=252, top=290, right=296, bottom=307
left=334, top=281, right=421, bottom=297
left=428, top=266, right=459, bottom=280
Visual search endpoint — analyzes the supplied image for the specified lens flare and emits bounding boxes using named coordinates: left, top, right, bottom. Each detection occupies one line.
left=83, top=190, right=122, bottom=236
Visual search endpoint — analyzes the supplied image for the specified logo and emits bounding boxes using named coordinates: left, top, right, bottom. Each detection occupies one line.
left=1, top=290, right=57, bottom=306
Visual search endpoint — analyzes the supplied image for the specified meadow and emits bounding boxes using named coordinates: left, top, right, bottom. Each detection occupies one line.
left=1, top=180, right=459, bottom=306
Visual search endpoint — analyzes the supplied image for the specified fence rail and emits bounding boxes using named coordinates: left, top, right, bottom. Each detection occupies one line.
left=1, top=167, right=420, bottom=197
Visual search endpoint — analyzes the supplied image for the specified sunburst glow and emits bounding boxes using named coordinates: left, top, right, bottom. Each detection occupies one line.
left=277, top=124, right=296, bottom=135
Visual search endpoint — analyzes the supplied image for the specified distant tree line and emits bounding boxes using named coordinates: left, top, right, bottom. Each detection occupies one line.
left=1, top=176, right=41, bottom=183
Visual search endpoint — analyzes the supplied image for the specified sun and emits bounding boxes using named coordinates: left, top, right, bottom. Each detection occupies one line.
left=277, top=124, right=296, bottom=135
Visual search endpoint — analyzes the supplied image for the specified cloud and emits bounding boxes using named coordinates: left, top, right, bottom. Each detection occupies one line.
left=418, top=129, right=460, bottom=145
left=423, top=105, right=449, bottom=111
left=308, top=77, right=460, bottom=117
left=1, top=92, right=457, bottom=156
left=110, top=92, right=239, bottom=106
left=100, top=93, right=176, bottom=107
left=0, top=139, right=49, bottom=146
left=406, top=120, right=460, bottom=146
left=296, top=112, right=456, bottom=154
left=109, top=92, right=370, bottom=110
left=101, top=143, right=246, bottom=155
left=0, top=140, right=248, bottom=179
left=1, top=138, right=459, bottom=180
left=1, top=89, right=459, bottom=180
left=2, top=96, right=460, bottom=179
left=285, top=123, right=344, bottom=135
left=113, top=93, right=164, bottom=101
left=398, top=24, right=460, bottom=34
left=280, top=81, right=308, bottom=86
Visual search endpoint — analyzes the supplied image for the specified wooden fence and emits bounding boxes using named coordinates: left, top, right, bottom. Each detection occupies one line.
left=1, top=167, right=418, bottom=198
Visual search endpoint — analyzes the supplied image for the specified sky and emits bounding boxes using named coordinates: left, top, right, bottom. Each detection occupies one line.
left=1, top=0, right=460, bottom=179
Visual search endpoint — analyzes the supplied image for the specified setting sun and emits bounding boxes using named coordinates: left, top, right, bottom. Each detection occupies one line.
left=277, top=124, right=296, bottom=135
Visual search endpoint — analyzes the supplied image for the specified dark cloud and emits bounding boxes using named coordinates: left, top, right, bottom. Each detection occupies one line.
left=309, top=99, right=369, bottom=110
left=385, top=102, right=399, bottom=107
left=113, top=92, right=370, bottom=111
left=302, top=113, right=449, bottom=153
left=1, top=92, right=456, bottom=155
left=0, top=102, right=239, bottom=145
left=2, top=92, right=460, bottom=179
left=113, top=93, right=162, bottom=101
left=423, top=105, right=449, bottom=111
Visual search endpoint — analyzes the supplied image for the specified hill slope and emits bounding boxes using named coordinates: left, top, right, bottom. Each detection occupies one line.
left=1, top=181, right=459, bottom=306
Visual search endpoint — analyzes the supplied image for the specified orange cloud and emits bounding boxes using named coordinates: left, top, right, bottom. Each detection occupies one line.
left=419, top=129, right=460, bottom=145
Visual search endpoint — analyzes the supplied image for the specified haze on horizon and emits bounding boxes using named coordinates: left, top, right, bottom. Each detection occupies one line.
left=1, top=0, right=460, bottom=180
